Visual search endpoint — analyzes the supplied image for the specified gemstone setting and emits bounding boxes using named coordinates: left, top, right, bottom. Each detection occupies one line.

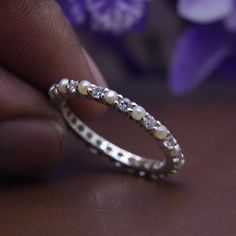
left=90, top=86, right=104, bottom=99
left=117, top=98, right=132, bottom=112
left=68, top=80, right=79, bottom=93
left=131, top=105, right=146, bottom=120
left=143, top=115, right=156, bottom=129
left=163, top=135, right=177, bottom=149
left=173, top=155, right=185, bottom=169
left=104, top=90, right=118, bottom=104
left=58, top=78, right=69, bottom=94
left=154, top=125, right=169, bottom=139
left=78, top=80, right=91, bottom=95
left=170, top=144, right=182, bottom=156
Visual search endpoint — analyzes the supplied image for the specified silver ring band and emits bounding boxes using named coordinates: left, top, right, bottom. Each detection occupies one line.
left=49, top=79, right=185, bottom=180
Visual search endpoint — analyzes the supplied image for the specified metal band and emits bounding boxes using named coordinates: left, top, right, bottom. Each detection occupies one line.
left=49, top=79, right=185, bottom=180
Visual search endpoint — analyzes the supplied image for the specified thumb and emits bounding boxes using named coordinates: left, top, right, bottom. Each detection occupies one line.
left=0, top=0, right=107, bottom=120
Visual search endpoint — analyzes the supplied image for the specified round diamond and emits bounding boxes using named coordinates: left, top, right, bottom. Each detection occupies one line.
left=152, top=160, right=165, bottom=170
left=68, top=86, right=76, bottom=93
left=118, top=98, right=132, bottom=112
left=164, top=135, right=177, bottom=149
left=90, top=86, right=104, bottom=99
left=70, top=80, right=79, bottom=86
left=143, top=115, right=156, bottom=129
left=68, top=81, right=78, bottom=94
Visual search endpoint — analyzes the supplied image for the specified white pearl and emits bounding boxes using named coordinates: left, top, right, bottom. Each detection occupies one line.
left=174, top=158, right=185, bottom=169
left=170, top=144, right=181, bottom=156
left=131, top=105, right=146, bottom=120
left=78, top=80, right=91, bottom=95
left=58, top=78, right=69, bottom=94
left=104, top=90, right=118, bottom=104
left=154, top=125, right=169, bottom=139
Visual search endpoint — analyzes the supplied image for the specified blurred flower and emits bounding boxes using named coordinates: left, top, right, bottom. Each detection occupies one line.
left=57, top=0, right=149, bottom=34
left=57, top=0, right=87, bottom=26
left=169, top=0, right=236, bottom=95
left=178, top=0, right=236, bottom=31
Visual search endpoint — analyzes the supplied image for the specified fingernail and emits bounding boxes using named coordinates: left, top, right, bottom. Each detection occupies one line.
left=0, top=119, right=67, bottom=177
left=82, top=47, right=108, bottom=87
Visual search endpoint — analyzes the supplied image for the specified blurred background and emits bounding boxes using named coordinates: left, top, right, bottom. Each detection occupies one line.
left=57, top=0, right=236, bottom=100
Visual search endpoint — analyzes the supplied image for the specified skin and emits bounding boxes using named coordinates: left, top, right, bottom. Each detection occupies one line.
left=0, top=0, right=107, bottom=177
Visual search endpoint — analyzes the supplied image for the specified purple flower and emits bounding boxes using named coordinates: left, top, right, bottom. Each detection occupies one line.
left=57, top=0, right=149, bottom=34
left=57, top=0, right=87, bottom=26
left=170, top=0, right=236, bottom=95
left=178, top=0, right=236, bottom=31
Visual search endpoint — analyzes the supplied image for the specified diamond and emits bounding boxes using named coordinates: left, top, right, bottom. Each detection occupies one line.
left=163, top=135, right=177, bottom=149
left=70, top=80, right=79, bottom=86
left=143, top=115, right=156, bottom=129
left=68, top=86, right=76, bottom=93
left=90, top=86, right=104, bottom=99
left=68, top=81, right=78, bottom=94
left=118, top=98, right=132, bottom=112
left=138, top=171, right=146, bottom=177
left=152, top=160, right=165, bottom=170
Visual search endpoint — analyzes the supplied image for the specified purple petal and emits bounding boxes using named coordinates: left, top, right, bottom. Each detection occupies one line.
left=86, top=0, right=148, bottom=34
left=216, top=54, right=236, bottom=78
left=56, top=0, right=87, bottom=26
left=177, top=0, right=234, bottom=23
left=169, top=25, right=231, bottom=95
left=224, top=8, right=236, bottom=32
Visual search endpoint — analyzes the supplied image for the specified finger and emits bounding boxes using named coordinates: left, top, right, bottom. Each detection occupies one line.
left=0, top=67, right=67, bottom=177
left=0, top=0, right=107, bottom=120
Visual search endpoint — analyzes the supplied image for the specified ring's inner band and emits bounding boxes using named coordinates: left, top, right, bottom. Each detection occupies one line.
left=61, top=106, right=166, bottom=174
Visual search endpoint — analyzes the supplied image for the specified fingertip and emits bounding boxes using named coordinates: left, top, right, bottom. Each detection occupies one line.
left=68, top=48, right=108, bottom=121
left=0, top=119, right=67, bottom=177
left=81, top=48, right=108, bottom=88
left=70, top=97, right=107, bottom=121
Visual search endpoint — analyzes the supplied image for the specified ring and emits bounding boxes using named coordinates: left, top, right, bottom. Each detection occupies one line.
left=49, top=79, right=185, bottom=180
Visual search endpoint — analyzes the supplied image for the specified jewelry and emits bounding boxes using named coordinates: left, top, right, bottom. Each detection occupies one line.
left=49, top=79, right=185, bottom=180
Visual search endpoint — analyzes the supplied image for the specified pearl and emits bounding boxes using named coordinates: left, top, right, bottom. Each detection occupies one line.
left=154, top=125, right=169, bottom=139
left=78, top=80, right=91, bottom=95
left=170, top=144, right=182, bottom=156
left=173, top=158, right=185, bottom=169
left=131, top=105, right=146, bottom=120
left=58, top=78, right=69, bottom=94
left=104, top=90, right=118, bottom=104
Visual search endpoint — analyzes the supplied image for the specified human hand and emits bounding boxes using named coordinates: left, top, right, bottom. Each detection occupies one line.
left=0, top=0, right=107, bottom=177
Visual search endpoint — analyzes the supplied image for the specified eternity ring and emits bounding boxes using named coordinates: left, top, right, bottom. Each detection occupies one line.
left=49, top=79, right=185, bottom=180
